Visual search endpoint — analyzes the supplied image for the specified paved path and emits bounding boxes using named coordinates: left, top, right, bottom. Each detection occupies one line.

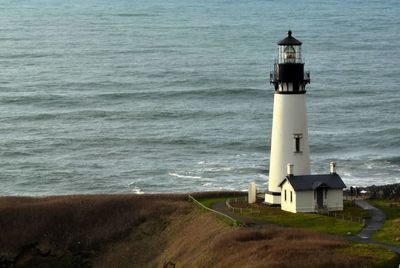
left=211, top=200, right=400, bottom=254
left=354, top=200, right=386, bottom=239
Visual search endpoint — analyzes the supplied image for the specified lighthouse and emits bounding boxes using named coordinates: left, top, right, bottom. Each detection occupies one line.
left=265, top=31, right=311, bottom=205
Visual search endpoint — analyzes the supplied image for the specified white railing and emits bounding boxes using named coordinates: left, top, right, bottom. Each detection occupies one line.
left=187, top=195, right=239, bottom=226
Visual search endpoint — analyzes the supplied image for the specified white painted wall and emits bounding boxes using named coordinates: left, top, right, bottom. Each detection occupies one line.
left=268, top=92, right=311, bottom=195
left=326, top=189, right=344, bottom=211
left=265, top=193, right=281, bottom=205
left=280, top=181, right=296, bottom=213
left=295, top=191, right=316, bottom=213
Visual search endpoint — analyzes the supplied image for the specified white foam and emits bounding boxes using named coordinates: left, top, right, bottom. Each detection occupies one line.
left=169, top=172, right=202, bottom=180
left=201, top=167, right=234, bottom=172
left=131, top=187, right=144, bottom=194
left=257, top=173, right=268, bottom=179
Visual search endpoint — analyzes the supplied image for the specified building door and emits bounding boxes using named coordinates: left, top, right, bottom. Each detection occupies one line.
left=316, top=188, right=324, bottom=208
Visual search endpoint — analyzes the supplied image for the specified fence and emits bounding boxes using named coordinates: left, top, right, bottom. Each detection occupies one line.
left=227, top=197, right=365, bottom=225
left=326, top=211, right=366, bottom=225
left=187, top=195, right=239, bottom=226
left=225, top=197, right=261, bottom=216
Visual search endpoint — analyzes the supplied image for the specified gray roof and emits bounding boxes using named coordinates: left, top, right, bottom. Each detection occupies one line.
left=279, top=174, right=346, bottom=191
left=278, top=31, right=302, bottom=46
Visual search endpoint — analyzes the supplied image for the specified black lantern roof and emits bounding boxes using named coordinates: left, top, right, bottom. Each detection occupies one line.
left=278, top=31, right=302, bottom=46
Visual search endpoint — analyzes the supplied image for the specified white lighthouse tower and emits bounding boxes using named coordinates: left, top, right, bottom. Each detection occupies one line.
left=265, top=31, right=311, bottom=205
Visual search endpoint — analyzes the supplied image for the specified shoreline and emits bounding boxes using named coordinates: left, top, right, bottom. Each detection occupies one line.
left=1, top=183, right=399, bottom=200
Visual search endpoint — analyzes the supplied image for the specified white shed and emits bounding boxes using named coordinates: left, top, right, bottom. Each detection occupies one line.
left=279, top=174, right=346, bottom=213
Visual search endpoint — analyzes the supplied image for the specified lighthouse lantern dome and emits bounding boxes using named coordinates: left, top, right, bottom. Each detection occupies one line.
left=278, top=31, right=302, bottom=64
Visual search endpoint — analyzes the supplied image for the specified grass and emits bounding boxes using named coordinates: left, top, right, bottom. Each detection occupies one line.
left=340, top=243, right=400, bottom=268
left=161, top=210, right=371, bottom=267
left=195, top=196, right=399, bottom=267
left=194, top=196, right=243, bottom=226
left=0, top=194, right=190, bottom=267
left=342, top=200, right=372, bottom=219
left=198, top=196, right=364, bottom=236
left=197, top=196, right=233, bottom=208
left=369, top=199, right=400, bottom=247
left=241, top=206, right=363, bottom=235
left=0, top=193, right=398, bottom=267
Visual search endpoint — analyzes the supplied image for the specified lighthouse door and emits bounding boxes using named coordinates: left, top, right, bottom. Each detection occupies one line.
left=316, top=188, right=324, bottom=208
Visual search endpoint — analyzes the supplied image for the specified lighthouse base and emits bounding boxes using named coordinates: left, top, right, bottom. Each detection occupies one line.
left=264, top=191, right=281, bottom=205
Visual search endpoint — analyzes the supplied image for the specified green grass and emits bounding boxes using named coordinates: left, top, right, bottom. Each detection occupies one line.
left=195, top=197, right=400, bottom=266
left=197, top=197, right=363, bottom=235
left=342, top=200, right=372, bottom=219
left=241, top=206, right=363, bottom=235
left=197, top=197, right=231, bottom=209
left=195, top=196, right=242, bottom=226
left=369, top=199, right=400, bottom=247
left=341, top=243, right=400, bottom=268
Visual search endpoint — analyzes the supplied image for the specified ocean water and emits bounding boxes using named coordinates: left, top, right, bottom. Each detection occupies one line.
left=0, top=0, right=399, bottom=195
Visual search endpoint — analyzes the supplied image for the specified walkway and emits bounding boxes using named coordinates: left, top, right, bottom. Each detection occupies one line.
left=352, top=200, right=400, bottom=254
left=354, top=200, right=386, bottom=239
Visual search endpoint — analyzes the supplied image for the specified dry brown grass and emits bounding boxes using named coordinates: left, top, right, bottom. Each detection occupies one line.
left=0, top=193, right=390, bottom=267
left=0, top=194, right=189, bottom=267
left=158, top=210, right=370, bottom=268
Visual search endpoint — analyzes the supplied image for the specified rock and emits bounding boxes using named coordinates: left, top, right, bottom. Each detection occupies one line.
left=346, top=232, right=352, bottom=236
left=36, top=241, right=51, bottom=257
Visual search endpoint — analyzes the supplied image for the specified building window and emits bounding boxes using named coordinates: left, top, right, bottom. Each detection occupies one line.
left=284, top=190, right=287, bottom=202
left=290, top=191, right=293, bottom=203
left=293, top=134, right=303, bottom=153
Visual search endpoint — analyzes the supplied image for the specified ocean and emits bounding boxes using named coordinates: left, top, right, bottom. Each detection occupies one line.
left=0, top=0, right=399, bottom=195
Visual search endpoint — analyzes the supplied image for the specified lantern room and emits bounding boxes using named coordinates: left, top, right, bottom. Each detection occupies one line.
left=270, top=30, right=310, bottom=92
left=278, top=30, right=302, bottom=64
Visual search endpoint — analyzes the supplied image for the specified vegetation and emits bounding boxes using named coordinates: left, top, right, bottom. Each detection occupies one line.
left=198, top=196, right=365, bottom=235
left=369, top=199, right=400, bottom=247
left=0, top=194, right=398, bottom=267
left=197, top=196, right=233, bottom=209
left=0, top=194, right=189, bottom=267
left=340, top=243, right=400, bottom=268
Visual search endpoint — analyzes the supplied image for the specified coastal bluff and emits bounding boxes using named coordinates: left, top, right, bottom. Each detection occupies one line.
left=0, top=188, right=398, bottom=267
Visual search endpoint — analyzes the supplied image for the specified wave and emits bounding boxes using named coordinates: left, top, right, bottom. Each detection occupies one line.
left=3, top=52, right=64, bottom=59
left=168, top=172, right=202, bottom=180
left=94, top=87, right=267, bottom=100
left=114, top=13, right=156, bottom=17
left=372, top=156, right=400, bottom=166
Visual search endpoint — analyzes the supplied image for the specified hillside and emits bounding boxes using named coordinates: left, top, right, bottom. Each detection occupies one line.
left=0, top=193, right=397, bottom=267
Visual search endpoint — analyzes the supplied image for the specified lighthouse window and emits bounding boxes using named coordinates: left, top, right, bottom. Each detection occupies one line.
left=293, top=134, right=303, bottom=153
left=283, top=46, right=296, bottom=63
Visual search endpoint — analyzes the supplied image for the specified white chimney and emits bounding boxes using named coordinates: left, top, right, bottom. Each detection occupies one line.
left=330, top=162, right=336, bottom=174
left=287, top=163, right=294, bottom=176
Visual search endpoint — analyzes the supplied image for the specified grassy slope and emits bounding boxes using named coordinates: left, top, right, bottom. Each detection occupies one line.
left=369, top=199, right=400, bottom=247
left=199, top=197, right=364, bottom=235
left=0, top=194, right=189, bottom=267
left=0, top=194, right=398, bottom=268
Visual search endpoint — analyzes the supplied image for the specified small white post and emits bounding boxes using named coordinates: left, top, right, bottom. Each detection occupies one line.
left=248, top=182, right=257, bottom=204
